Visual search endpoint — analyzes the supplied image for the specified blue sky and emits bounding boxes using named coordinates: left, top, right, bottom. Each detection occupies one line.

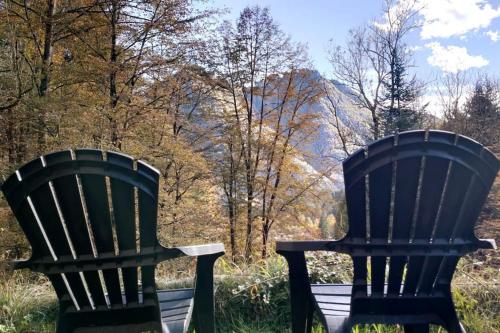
left=205, top=0, right=500, bottom=83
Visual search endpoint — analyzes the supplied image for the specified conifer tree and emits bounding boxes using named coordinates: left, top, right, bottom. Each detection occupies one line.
left=380, top=48, right=424, bottom=135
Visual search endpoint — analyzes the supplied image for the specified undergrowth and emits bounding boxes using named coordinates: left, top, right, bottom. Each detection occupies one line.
left=0, top=254, right=498, bottom=333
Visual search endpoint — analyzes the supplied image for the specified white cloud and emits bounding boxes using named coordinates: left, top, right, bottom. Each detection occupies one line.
left=486, top=30, right=500, bottom=41
left=408, top=45, right=423, bottom=52
left=416, top=0, right=500, bottom=39
left=426, top=42, right=489, bottom=73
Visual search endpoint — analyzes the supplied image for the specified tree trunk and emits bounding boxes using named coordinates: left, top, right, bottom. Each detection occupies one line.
left=39, top=0, right=56, bottom=98
left=244, top=177, right=254, bottom=262
left=228, top=197, right=237, bottom=261
left=37, top=0, right=57, bottom=152
left=371, top=107, right=380, bottom=140
left=109, top=1, right=120, bottom=149
left=6, top=108, right=16, bottom=163
left=261, top=222, right=269, bottom=259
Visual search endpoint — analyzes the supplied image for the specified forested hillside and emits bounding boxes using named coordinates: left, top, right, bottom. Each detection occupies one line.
left=0, top=1, right=365, bottom=263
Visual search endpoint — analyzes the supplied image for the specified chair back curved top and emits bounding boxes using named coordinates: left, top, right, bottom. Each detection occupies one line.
left=342, top=130, right=499, bottom=300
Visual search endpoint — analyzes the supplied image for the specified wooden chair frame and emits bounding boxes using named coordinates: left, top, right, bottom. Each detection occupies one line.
left=1, top=149, right=224, bottom=333
left=277, top=130, right=498, bottom=333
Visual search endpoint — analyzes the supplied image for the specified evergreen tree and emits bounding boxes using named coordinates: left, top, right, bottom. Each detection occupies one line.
left=463, top=77, right=499, bottom=145
left=381, top=48, right=423, bottom=135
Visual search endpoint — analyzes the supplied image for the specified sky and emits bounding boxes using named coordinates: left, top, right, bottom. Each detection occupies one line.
left=203, top=0, right=500, bottom=83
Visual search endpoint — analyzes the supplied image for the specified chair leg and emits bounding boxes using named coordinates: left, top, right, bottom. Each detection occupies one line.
left=279, top=251, right=313, bottom=333
left=305, top=303, right=314, bottom=333
left=444, top=320, right=466, bottom=333
left=403, top=324, right=429, bottom=333
left=192, top=253, right=223, bottom=333
left=442, top=306, right=466, bottom=333
left=439, top=293, right=466, bottom=333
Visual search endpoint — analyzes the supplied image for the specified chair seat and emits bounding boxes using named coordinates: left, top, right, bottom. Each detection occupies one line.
left=311, top=284, right=352, bottom=317
left=311, top=284, right=450, bottom=332
left=158, top=288, right=194, bottom=333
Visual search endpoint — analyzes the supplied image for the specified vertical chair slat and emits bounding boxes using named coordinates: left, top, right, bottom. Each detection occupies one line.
left=24, top=188, right=70, bottom=252
left=108, top=152, right=139, bottom=304
left=141, top=265, right=157, bottom=306
left=451, top=138, right=498, bottom=241
left=138, top=191, right=158, bottom=304
left=10, top=200, right=72, bottom=302
left=139, top=192, right=157, bottom=249
left=444, top=141, right=490, bottom=294
left=5, top=192, right=52, bottom=261
left=367, top=137, right=394, bottom=296
left=76, top=150, right=123, bottom=307
left=345, top=148, right=367, bottom=298
left=137, top=161, right=160, bottom=304
left=14, top=158, right=64, bottom=257
left=432, top=174, right=488, bottom=293
left=2, top=161, right=71, bottom=303
left=368, top=160, right=393, bottom=295
left=433, top=257, right=460, bottom=293
left=413, top=157, right=450, bottom=240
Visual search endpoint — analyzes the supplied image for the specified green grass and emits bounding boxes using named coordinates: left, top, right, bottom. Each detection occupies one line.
left=1, top=254, right=499, bottom=333
left=0, top=272, right=57, bottom=333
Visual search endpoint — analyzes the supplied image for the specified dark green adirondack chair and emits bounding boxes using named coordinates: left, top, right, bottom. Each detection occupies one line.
left=277, top=130, right=498, bottom=333
left=1, top=149, right=224, bottom=333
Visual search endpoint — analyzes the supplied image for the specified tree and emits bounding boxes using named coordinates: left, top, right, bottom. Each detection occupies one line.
left=439, top=70, right=470, bottom=134
left=258, top=69, right=321, bottom=258
left=329, top=26, right=387, bottom=140
left=59, top=0, right=216, bottom=149
left=320, top=79, right=369, bottom=157
left=374, top=0, right=424, bottom=135
left=0, top=0, right=226, bottom=253
left=380, top=47, right=425, bottom=135
left=329, top=0, right=421, bottom=140
left=0, top=0, right=100, bottom=160
left=210, top=6, right=292, bottom=261
left=209, top=6, right=322, bottom=261
left=440, top=73, right=499, bottom=146
left=462, top=76, right=499, bottom=145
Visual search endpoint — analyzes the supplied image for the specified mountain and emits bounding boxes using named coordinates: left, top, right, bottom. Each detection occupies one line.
left=292, top=71, right=373, bottom=190
left=186, top=69, right=373, bottom=191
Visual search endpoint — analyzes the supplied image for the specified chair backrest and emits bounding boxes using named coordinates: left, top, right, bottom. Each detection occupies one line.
left=342, top=130, right=498, bottom=299
left=1, top=149, right=161, bottom=314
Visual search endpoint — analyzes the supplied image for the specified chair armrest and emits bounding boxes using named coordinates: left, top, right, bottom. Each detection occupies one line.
left=174, top=243, right=225, bottom=257
left=153, top=243, right=224, bottom=266
left=477, top=238, right=496, bottom=249
left=276, top=240, right=343, bottom=252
